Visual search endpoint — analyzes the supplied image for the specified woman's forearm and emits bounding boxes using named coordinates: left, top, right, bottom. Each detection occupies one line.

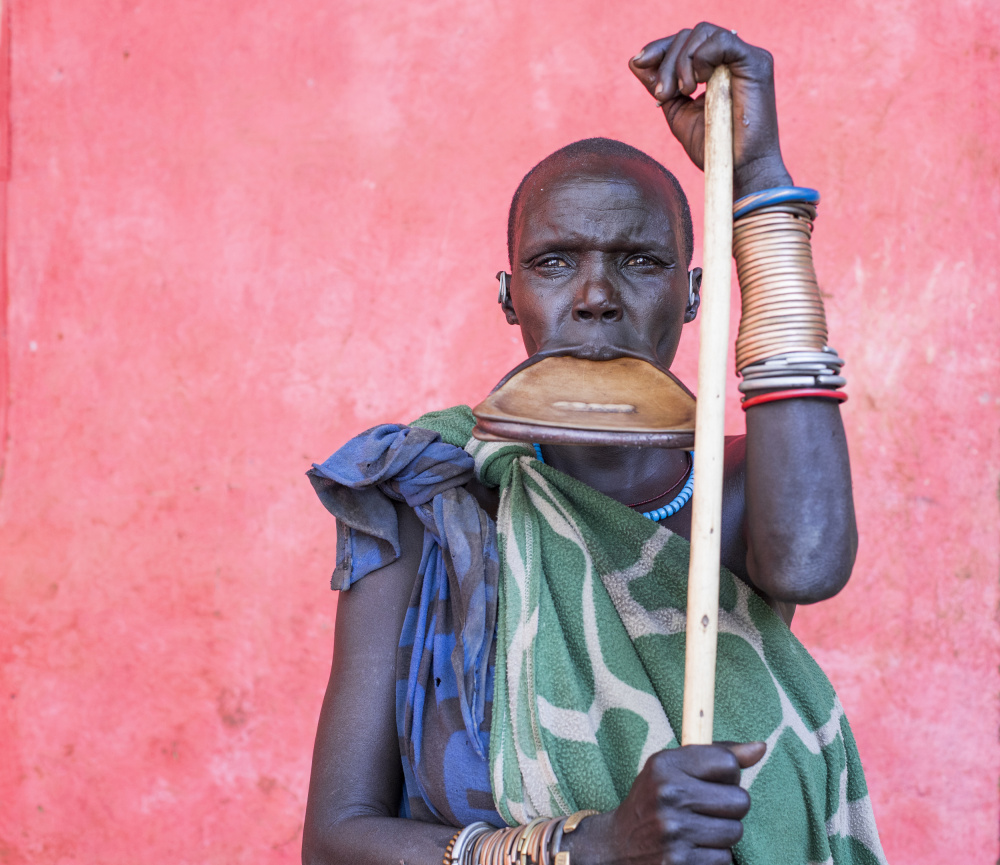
left=303, top=814, right=455, bottom=865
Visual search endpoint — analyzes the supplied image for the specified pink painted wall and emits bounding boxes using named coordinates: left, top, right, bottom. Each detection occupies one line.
left=1, top=0, right=997, bottom=862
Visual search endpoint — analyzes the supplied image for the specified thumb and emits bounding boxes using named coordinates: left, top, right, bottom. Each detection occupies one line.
left=719, top=741, right=766, bottom=769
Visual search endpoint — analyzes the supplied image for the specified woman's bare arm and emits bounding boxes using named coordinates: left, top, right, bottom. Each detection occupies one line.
left=302, top=501, right=455, bottom=865
left=631, top=26, right=857, bottom=606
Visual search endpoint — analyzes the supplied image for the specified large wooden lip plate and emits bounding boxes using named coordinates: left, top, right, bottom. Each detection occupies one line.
left=472, top=355, right=696, bottom=448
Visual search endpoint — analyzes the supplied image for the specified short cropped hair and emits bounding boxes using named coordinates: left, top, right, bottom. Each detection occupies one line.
left=507, top=137, right=694, bottom=267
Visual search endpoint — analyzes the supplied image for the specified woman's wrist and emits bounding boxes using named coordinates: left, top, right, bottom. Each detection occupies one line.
left=733, top=154, right=793, bottom=201
left=556, top=810, right=615, bottom=865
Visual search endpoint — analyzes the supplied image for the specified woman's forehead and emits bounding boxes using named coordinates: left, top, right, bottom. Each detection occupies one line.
left=516, top=159, right=680, bottom=251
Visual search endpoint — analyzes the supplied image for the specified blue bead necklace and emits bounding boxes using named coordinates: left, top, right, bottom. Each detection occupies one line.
left=532, top=443, right=695, bottom=522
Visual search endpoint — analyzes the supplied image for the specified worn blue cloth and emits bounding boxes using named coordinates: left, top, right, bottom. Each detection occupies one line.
left=308, top=423, right=502, bottom=826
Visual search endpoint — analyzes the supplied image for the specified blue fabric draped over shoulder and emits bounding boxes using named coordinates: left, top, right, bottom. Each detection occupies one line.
left=308, top=423, right=503, bottom=826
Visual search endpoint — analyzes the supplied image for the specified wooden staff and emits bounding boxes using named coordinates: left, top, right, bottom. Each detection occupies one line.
left=681, top=66, right=733, bottom=747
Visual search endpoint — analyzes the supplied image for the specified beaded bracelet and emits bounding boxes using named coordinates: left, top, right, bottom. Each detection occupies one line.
left=741, top=388, right=848, bottom=411
left=445, top=821, right=493, bottom=865
left=445, top=830, right=460, bottom=865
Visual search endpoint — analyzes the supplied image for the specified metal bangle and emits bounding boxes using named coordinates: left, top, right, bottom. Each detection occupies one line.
left=516, top=818, right=545, bottom=865
left=538, top=819, right=559, bottom=865
left=733, top=186, right=820, bottom=219
left=548, top=818, right=567, bottom=865
left=738, top=375, right=845, bottom=392
left=450, top=823, right=493, bottom=865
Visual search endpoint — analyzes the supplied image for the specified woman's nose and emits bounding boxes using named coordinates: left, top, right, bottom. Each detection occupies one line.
left=572, top=271, right=623, bottom=323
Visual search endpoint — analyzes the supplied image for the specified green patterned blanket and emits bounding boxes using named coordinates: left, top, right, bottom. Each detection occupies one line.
left=414, top=406, right=886, bottom=865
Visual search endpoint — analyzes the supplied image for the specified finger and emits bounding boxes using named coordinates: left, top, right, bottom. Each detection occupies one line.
left=649, top=745, right=742, bottom=788
left=723, top=741, right=766, bottom=769
left=629, top=37, right=677, bottom=97
left=662, top=812, right=744, bottom=849
left=653, top=28, right=692, bottom=104
left=675, top=22, right=721, bottom=94
left=688, top=28, right=758, bottom=83
left=658, top=775, right=751, bottom=819
left=629, top=60, right=661, bottom=95
left=630, top=36, right=673, bottom=69
left=678, top=744, right=744, bottom=784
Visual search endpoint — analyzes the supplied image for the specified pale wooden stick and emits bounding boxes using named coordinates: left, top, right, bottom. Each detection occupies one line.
left=681, top=66, right=733, bottom=747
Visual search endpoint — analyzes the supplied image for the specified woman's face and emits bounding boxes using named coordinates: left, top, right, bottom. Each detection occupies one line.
left=508, top=155, right=691, bottom=370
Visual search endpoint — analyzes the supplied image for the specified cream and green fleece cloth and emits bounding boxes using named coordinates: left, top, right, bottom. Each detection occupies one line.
left=413, top=405, right=887, bottom=865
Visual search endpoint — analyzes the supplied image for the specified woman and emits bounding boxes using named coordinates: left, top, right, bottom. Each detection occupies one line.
left=303, top=24, right=885, bottom=865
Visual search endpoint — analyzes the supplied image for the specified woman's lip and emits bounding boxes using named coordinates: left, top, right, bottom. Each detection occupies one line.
left=487, top=343, right=675, bottom=395
left=532, top=343, right=668, bottom=372
left=562, top=344, right=626, bottom=361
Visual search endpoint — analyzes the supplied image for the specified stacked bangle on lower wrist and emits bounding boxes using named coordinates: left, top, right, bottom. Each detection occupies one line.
left=448, top=810, right=598, bottom=865
left=741, top=388, right=848, bottom=411
left=738, top=345, right=847, bottom=411
left=445, top=822, right=492, bottom=865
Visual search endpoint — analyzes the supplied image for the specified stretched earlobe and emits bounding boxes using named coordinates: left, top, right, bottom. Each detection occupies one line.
left=684, top=267, right=702, bottom=323
left=496, top=271, right=511, bottom=304
left=497, top=271, right=519, bottom=325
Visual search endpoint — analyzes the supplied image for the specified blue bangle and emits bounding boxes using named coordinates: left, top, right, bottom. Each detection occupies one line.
left=733, top=186, right=820, bottom=220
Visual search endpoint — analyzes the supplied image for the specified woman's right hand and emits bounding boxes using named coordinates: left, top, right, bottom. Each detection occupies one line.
left=565, top=742, right=765, bottom=864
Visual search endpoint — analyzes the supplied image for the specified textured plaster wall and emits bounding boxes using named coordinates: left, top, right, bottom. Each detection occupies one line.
left=1, top=1, right=997, bottom=862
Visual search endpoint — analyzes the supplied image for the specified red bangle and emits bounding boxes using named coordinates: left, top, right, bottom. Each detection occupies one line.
left=741, top=388, right=848, bottom=411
